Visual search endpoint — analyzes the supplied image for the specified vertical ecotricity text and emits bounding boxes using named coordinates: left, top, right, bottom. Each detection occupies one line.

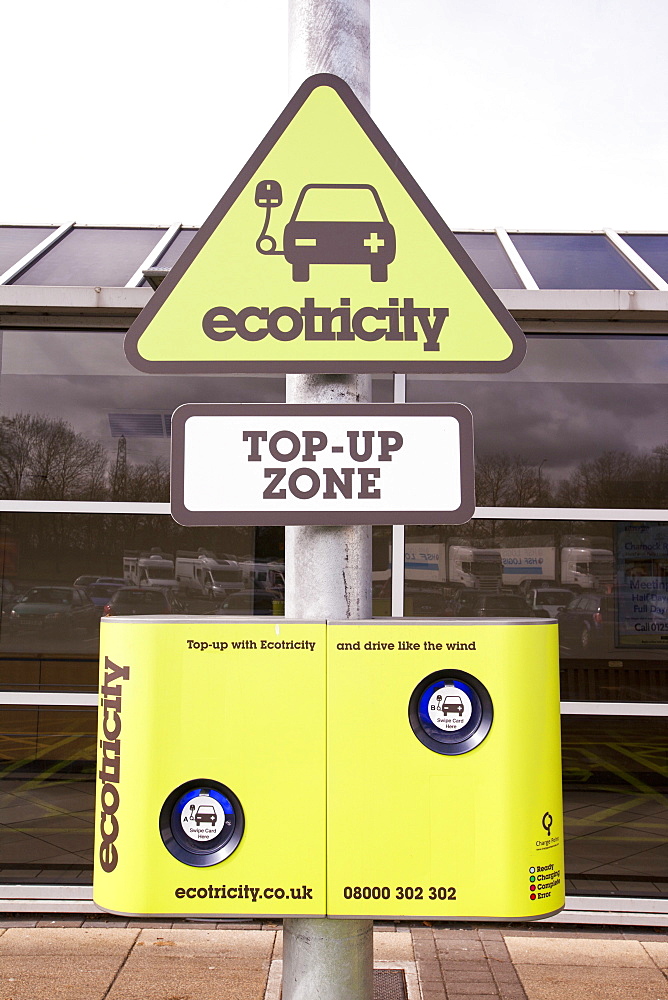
left=98, top=656, right=129, bottom=873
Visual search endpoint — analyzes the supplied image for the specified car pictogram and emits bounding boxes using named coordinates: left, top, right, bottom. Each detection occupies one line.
left=195, top=805, right=217, bottom=826
left=255, top=181, right=396, bottom=282
left=441, top=695, right=465, bottom=717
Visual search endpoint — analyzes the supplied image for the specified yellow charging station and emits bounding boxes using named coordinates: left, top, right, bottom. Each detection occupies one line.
left=327, top=618, right=564, bottom=920
left=93, top=617, right=327, bottom=918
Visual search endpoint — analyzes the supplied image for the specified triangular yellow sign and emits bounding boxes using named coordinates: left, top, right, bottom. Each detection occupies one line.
left=126, top=75, right=525, bottom=374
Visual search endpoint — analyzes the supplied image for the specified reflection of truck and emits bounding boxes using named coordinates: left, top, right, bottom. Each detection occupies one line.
left=175, top=550, right=244, bottom=600
left=497, top=537, right=614, bottom=591
left=401, top=542, right=503, bottom=591
left=123, top=550, right=178, bottom=590
left=241, top=561, right=285, bottom=593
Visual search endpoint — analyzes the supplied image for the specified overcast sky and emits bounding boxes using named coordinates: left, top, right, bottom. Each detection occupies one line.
left=4, top=0, right=667, bottom=231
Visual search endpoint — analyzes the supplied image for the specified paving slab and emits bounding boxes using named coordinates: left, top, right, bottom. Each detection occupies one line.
left=373, top=930, right=414, bottom=960
left=504, top=935, right=653, bottom=967
left=0, top=927, right=137, bottom=956
left=418, top=961, right=444, bottom=983
left=442, top=980, right=499, bottom=995
left=435, top=944, right=487, bottom=961
left=0, top=955, right=123, bottom=977
left=107, top=957, right=270, bottom=1000
left=36, top=918, right=85, bottom=927
left=514, top=963, right=668, bottom=1000
left=642, top=940, right=668, bottom=969
left=134, top=928, right=275, bottom=959
left=441, top=965, right=497, bottom=982
left=0, top=955, right=123, bottom=1000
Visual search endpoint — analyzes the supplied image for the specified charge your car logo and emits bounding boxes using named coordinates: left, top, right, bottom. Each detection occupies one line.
left=427, top=684, right=473, bottom=732
left=255, top=182, right=396, bottom=283
left=179, top=789, right=227, bottom=844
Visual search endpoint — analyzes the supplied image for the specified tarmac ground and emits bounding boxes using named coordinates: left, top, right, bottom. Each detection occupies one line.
left=0, top=916, right=666, bottom=1000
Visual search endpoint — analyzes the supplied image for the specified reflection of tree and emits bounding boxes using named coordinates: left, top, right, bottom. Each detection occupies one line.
left=475, top=453, right=554, bottom=507
left=0, top=414, right=260, bottom=586
left=557, top=445, right=668, bottom=508
left=476, top=445, right=668, bottom=510
left=126, top=458, right=170, bottom=503
left=0, top=413, right=170, bottom=502
left=0, top=414, right=107, bottom=500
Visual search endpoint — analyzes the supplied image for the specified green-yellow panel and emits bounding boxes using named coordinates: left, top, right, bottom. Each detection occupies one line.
left=327, top=620, right=564, bottom=920
left=93, top=619, right=327, bottom=917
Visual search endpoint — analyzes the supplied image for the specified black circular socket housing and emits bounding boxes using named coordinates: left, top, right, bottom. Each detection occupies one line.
left=159, top=779, right=244, bottom=867
left=408, top=669, right=493, bottom=755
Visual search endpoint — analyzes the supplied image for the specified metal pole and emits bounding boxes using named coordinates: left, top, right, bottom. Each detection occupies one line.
left=288, top=0, right=370, bottom=110
left=283, top=3, right=373, bottom=999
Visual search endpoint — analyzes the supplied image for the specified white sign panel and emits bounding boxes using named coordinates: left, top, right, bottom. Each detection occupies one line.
left=171, top=403, right=475, bottom=526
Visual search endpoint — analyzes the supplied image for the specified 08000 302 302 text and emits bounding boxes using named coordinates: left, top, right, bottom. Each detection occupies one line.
left=342, top=885, right=457, bottom=901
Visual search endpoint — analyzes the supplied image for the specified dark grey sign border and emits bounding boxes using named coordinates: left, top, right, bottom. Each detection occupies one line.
left=126, top=74, right=526, bottom=375
left=171, top=402, right=475, bottom=526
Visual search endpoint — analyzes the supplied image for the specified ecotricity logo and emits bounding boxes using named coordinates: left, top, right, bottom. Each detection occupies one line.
left=202, top=298, right=449, bottom=353
left=97, top=657, right=129, bottom=873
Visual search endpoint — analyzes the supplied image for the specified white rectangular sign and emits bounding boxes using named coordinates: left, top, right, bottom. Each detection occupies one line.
left=171, top=403, right=475, bottom=526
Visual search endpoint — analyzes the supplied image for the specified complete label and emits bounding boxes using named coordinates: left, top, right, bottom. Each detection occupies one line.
left=171, top=403, right=475, bottom=526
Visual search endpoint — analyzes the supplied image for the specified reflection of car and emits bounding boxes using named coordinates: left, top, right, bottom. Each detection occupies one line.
left=557, top=593, right=615, bottom=653
left=442, top=695, right=464, bottom=716
left=283, top=184, right=396, bottom=282
left=454, top=591, right=538, bottom=617
left=86, top=583, right=123, bottom=610
left=195, top=805, right=217, bottom=827
left=217, top=590, right=280, bottom=615
left=73, top=574, right=103, bottom=588
left=407, top=584, right=459, bottom=617
left=102, top=588, right=185, bottom=616
left=9, top=586, right=98, bottom=634
left=526, top=588, right=575, bottom=618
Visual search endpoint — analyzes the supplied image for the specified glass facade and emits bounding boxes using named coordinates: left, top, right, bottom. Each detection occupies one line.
left=623, top=235, right=668, bottom=283
left=453, top=232, right=524, bottom=289
left=12, top=229, right=166, bottom=287
left=0, top=227, right=56, bottom=275
left=507, top=233, right=652, bottom=289
left=0, top=234, right=666, bottom=917
left=407, top=336, right=668, bottom=509
left=0, top=708, right=95, bottom=885
left=562, top=715, right=667, bottom=899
